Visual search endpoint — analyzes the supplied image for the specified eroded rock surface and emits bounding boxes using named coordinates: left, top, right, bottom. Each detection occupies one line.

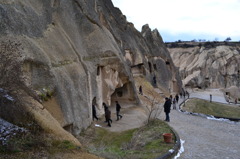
left=167, top=42, right=240, bottom=89
left=0, top=0, right=181, bottom=143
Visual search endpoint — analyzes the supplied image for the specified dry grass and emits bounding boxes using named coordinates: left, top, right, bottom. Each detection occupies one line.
left=79, top=119, right=175, bottom=159
left=183, top=98, right=240, bottom=118
left=134, top=76, right=164, bottom=104
left=0, top=132, right=101, bottom=159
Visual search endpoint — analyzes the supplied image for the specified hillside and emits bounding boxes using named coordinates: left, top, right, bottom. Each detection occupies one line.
left=167, top=41, right=240, bottom=89
left=0, top=0, right=182, bottom=146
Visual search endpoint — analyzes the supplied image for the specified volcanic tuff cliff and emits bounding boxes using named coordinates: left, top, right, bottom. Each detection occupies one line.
left=167, top=42, right=240, bottom=89
left=0, top=0, right=182, bottom=143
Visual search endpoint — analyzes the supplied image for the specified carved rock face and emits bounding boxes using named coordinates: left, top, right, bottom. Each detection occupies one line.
left=0, top=0, right=182, bottom=136
left=168, top=43, right=240, bottom=89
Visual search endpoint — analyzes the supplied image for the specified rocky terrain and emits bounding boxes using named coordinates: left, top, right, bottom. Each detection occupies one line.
left=167, top=42, right=240, bottom=90
left=0, top=0, right=182, bottom=145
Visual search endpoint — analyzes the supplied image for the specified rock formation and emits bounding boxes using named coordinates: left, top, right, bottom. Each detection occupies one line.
left=0, top=0, right=181, bottom=144
left=167, top=42, right=240, bottom=89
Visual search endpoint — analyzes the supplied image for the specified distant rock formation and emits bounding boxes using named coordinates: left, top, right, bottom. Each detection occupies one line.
left=0, top=0, right=181, bottom=143
left=167, top=42, right=240, bottom=89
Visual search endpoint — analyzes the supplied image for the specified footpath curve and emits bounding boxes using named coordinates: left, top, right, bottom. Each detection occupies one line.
left=159, top=90, right=240, bottom=159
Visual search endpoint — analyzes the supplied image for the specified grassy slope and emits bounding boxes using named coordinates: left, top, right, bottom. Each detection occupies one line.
left=79, top=119, right=175, bottom=159
left=0, top=133, right=101, bottom=159
left=183, top=98, right=240, bottom=118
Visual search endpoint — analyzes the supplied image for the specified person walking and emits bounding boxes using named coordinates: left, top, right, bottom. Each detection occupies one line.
left=172, top=98, right=176, bottom=110
left=183, top=91, right=186, bottom=99
left=103, top=102, right=108, bottom=122
left=163, top=97, right=171, bottom=122
left=115, top=101, right=123, bottom=121
left=105, top=107, right=112, bottom=127
left=179, top=92, right=182, bottom=98
left=139, top=85, right=143, bottom=95
left=175, top=94, right=179, bottom=103
left=186, top=91, right=190, bottom=99
left=92, top=104, right=98, bottom=121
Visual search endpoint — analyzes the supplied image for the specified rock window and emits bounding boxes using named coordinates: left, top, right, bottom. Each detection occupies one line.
left=117, top=91, right=123, bottom=97
left=153, top=64, right=157, bottom=70
left=166, top=61, right=170, bottom=65
left=97, top=66, right=100, bottom=76
left=63, top=124, right=73, bottom=134
left=148, top=62, right=152, bottom=73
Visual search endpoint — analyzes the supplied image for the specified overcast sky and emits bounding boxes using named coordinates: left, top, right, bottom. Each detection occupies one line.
left=111, top=0, right=240, bottom=42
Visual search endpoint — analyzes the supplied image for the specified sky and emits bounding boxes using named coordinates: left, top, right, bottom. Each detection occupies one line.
left=111, top=0, right=240, bottom=42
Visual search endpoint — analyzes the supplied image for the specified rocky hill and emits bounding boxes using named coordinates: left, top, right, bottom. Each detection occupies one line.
left=0, top=0, right=182, bottom=144
left=166, top=42, right=240, bottom=89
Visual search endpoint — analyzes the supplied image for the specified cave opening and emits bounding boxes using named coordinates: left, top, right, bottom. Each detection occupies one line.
left=166, top=61, right=170, bottom=65
left=148, top=62, right=152, bottom=73
left=110, top=82, right=136, bottom=106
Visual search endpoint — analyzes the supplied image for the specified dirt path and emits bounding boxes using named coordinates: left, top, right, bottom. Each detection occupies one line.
left=158, top=90, right=240, bottom=159
left=94, top=104, right=148, bottom=132
left=96, top=88, right=240, bottom=159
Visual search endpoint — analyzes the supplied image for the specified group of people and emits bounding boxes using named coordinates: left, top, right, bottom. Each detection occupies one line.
left=163, top=93, right=183, bottom=122
left=179, top=90, right=189, bottom=99
left=164, top=91, right=191, bottom=122
left=92, top=89, right=189, bottom=126
left=92, top=101, right=123, bottom=127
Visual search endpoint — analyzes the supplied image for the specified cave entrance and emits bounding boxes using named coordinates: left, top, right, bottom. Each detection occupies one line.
left=148, top=62, right=152, bottom=73
left=172, top=80, right=178, bottom=92
left=111, top=82, right=136, bottom=107
left=131, top=63, right=145, bottom=76
left=63, top=123, right=73, bottom=134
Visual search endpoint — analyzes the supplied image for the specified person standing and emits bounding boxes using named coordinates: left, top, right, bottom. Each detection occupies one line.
left=105, top=107, right=112, bottom=127
left=115, top=101, right=123, bottom=121
left=92, top=104, right=98, bottom=121
left=169, top=95, right=173, bottom=102
left=210, top=94, right=212, bottom=102
left=163, top=97, right=171, bottom=122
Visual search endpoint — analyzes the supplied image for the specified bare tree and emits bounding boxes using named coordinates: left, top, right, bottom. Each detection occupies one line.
left=144, top=90, right=163, bottom=124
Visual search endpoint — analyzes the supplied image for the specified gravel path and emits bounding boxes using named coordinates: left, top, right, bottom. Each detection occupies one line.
left=159, top=90, right=240, bottom=159
left=190, top=89, right=228, bottom=104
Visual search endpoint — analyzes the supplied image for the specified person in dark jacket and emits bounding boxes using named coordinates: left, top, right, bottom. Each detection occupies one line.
left=103, top=102, right=108, bottom=122
left=92, top=104, right=98, bottom=121
left=139, top=85, right=143, bottom=95
left=175, top=94, right=179, bottom=103
left=115, top=101, right=122, bottom=121
left=163, top=97, right=171, bottom=122
left=105, top=107, right=112, bottom=127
